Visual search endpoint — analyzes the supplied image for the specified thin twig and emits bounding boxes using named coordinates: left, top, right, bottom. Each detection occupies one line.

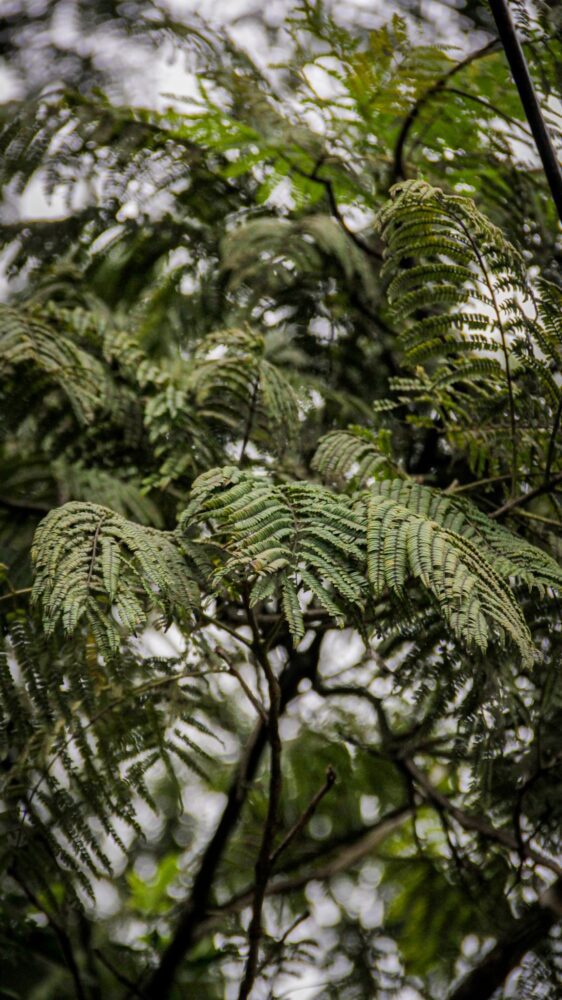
left=11, top=869, right=87, bottom=1000
left=0, top=586, right=32, bottom=605
left=93, top=949, right=147, bottom=998
left=270, top=766, right=336, bottom=867
left=289, top=161, right=382, bottom=261
left=446, top=474, right=512, bottom=494
left=256, top=910, right=310, bottom=977
left=514, top=508, right=562, bottom=530
left=490, top=470, right=562, bottom=519
left=195, top=806, right=412, bottom=940
left=201, top=613, right=254, bottom=649
left=444, top=87, right=533, bottom=137
left=403, top=757, right=562, bottom=878
left=216, top=648, right=268, bottom=722
left=392, top=38, right=499, bottom=183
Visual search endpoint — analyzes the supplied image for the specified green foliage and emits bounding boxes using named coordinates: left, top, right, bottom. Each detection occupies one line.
left=1, top=2, right=562, bottom=998
left=0, top=304, right=106, bottom=423
left=32, top=502, right=201, bottom=657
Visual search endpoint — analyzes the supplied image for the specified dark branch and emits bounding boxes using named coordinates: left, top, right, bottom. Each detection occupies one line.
left=488, top=0, right=562, bottom=223
left=11, top=869, right=87, bottom=1000
left=143, top=633, right=323, bottom=999
left=238, top=608, right=283, bottom=1000
left=193, top=805, right=412, bottom=940
left=490, top=470, right=562, bottom=519
left=448, top=877, right=562, bottom=1000
left=403, top=757, right=562, bottom=878
left=392, top=38, right=499, bottom=183
left=270, top=765, right=336, bottom=868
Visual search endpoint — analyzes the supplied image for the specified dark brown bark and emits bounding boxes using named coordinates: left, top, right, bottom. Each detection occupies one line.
left=449, top=877, right=562, bottom=1000
left=142, top=634, right=322, bottom=1000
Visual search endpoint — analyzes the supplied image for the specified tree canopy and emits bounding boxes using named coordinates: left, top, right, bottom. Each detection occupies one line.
left=1, top=1, right=562, bottom=997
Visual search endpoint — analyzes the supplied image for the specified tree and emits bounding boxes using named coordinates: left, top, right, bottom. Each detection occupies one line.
left=1, top=2, right=562, bottom=997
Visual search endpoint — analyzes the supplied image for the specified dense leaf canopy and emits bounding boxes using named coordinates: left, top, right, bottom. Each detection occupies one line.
left=1, top=2, right=562, bottom=998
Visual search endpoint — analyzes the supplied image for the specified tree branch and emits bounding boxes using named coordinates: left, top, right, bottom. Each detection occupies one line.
left=194, top=805, right=412, bottom=940
left=11, top=869, right=87, bottom=1000
left=488, top=0, right=562, bottom=223
left=392, top=38, right=499, bottom=183
left=238, top=607, right=283, bottom=1000
left=489, top=470, right=562, bottom=519
left=403, top=757, right=562, bottom=878
left=289, top=160, right=382, bottom=261
left=270, top=765, right=336, bottom=868
left=143, top=633, right=323, bottom=1000
left=448, top=876, right=562, bottom=1000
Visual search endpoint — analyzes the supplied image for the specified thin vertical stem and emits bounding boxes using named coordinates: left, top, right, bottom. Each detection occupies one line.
left=238, top=604, right=283, bottom=1000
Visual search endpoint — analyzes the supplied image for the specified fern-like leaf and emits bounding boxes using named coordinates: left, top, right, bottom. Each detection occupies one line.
left=32, top=503, right=200, bottom=656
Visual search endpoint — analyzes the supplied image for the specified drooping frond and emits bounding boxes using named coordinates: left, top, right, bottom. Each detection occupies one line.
left=32, top=502, right=201, bottom=657
left=312, top=426, right=399, bottom=486
left=0, top=619, right=212, bottom=896
left=221, top=216, right=376, bottom=302
left=183, top=466, right=366, bottom=640
left=372, top=181, right=562, bottom=482
left=50, top=462, right=164, bottom=526
left=180, top=466, right=535, bottom=662
left=313, top=429, right=562, bottom=597
left=367, top=479, right=562, bottom=596
left=362, top=492, right=532, bottom=662
left=376, top=179, right=528, bottom=363
left=191, top=327, right=300, bottom=455
left=0, top=303, right=106, bottom=422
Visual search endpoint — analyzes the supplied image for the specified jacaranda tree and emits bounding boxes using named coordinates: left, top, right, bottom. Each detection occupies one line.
left=1, top=1, right=562, bottom=996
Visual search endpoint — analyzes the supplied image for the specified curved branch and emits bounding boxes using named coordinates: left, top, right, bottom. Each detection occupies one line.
left=448, top=877, right=562, bottom=1000
left=490, top=470, right=562, bottom=519
left=392, top=38, right=499, bottom=183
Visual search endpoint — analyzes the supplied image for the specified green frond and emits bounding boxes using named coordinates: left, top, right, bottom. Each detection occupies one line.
left=221, top=214, right=376, bottom=301
left=182, top=466, right=365, bottom=640
left=312, top=427, right=398, bottom=486
left=0, top=623, right=210, bottom=894
left=32, top=502, right=200, bottom=656
left=192, top=327, right=300, bottom=453
left=181, top=466, right=537, bottom=661
left=368, top=479, right=562, bottom=595
left=376, top=180, right=528, bottom=364
left=0, top=303, right=106, bottom=422
left=51, top=462, right=164, bottom=526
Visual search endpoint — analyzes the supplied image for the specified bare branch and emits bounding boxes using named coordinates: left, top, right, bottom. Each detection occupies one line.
left=490, top=470, right=562, bottom=519
left=238, top=605, right=283, bottom=1000
left=143, top=633, right=324, bottom=999
left=392, top=38, right=499, bottom=183
left=448, top=877, right=562, bottom=1000
left=270, top=765, right=337, bottom=868
left=196, top=805, right=412, bottom=938
left=489, top=0, right=562, bottom=223
left=216, top=648, right=268, bottom=723
left=403, top=757, right=562, bottom=878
